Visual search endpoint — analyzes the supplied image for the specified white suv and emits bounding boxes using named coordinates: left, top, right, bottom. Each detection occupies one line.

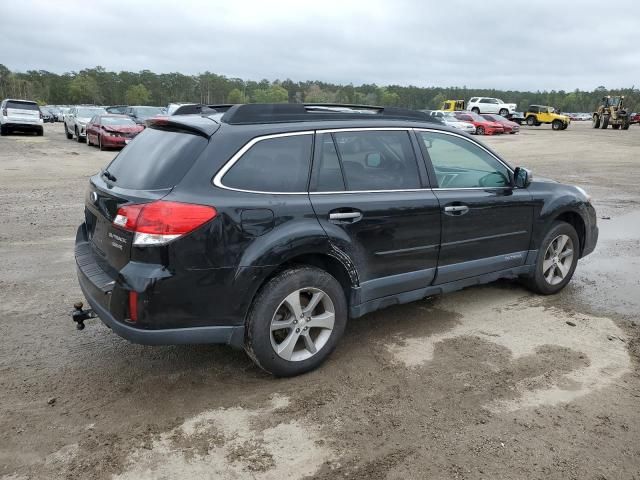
left=0, top=99, right=44, bottom=136
left=467, top=97, right=517, bottom=117
left=64, top=106, right=106, bottom=142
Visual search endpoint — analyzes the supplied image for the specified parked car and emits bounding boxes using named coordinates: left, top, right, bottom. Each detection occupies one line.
left=524, top=105, right=570, bottom=130
left=453, top=111, right=504, bottom=135
left=64, top=106, right=107, bottom=142
left=0, top=99, right=44, bottom=136
left=629, top=112, right=640, bottom=125
left=41, top=108, right=55, bottom=123
left=106, top=105, right=128, bottom=115
left=422, top=110, right=476, bottom=134
left=45, top=106, right=62, bottom=122
left=72, top=103, right=597, bottom=376
left=510, top=112, right=526, bottom=125
left=467, top=97, right=517, bottom=116
left=481, top=114, right=520, bottom=134
left=57, top=107, right=70, bottom=122
left=125, top=106, right=165, bottom=124
left=85, top=114, right=145, bottom=150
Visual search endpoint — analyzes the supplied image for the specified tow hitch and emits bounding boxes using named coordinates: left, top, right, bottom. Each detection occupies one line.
left=71, top=301, right=97, bottom=330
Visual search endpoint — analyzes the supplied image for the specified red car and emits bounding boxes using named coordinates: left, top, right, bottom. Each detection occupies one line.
left=453, top=112, right=504, bottom=135
left=481, top=114, right=520, bottom=134
left=86, top=114, right=145, bottom=150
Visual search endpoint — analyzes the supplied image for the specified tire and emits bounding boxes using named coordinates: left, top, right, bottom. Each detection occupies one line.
left=76, top=128, right=84, bottom=143
left=601, top=115, right=609, bottom=129
left=36, top=128, right=43, bottom=137
left=0, top=125, right=6, bottom=136
left=476, top=126, right=485, bottom=135
left=244, top=266, right=347, bottom=377
left=524, top=221, right=580, bottom=295
left=552, top=120, right=563, bottom=131
left=526, top=115, right=536, bottom=126
left=65, top=124, right=73, bottom=139
left=471, top=107, right=480, bottom=114
left=98, top=135, right=105, bottom=151
left=622, top=121, right=630, bottom=130
left=592, top=115, right=600, bottom=128
left=499, top=108, right=509, bottom=117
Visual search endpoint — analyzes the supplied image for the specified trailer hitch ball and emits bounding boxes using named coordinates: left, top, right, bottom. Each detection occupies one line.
left=71, top=301, right=96, bottom=330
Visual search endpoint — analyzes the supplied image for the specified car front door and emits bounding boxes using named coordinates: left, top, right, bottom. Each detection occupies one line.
left=416, top=129, right=534, bottom=284
left=309, top=129, right=441, bottom=305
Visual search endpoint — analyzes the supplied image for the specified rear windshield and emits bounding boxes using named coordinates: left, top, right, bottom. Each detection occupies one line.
left=105, top=127, right=207, bottom=190
left=7, top=100, right=39, bottom=110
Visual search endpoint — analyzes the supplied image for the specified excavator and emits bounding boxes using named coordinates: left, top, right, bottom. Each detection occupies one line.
left=441, top=100, right=465, bottom=111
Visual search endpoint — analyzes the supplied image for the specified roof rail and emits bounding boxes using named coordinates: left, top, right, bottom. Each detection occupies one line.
left=220, top=103, right=438, bottom=125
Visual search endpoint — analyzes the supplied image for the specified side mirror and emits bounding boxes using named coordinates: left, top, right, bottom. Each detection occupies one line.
left=513, top=167, right=532, bottom=188
left=365, top=152, right=382, bottom=168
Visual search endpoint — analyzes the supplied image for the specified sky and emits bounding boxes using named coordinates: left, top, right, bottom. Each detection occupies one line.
left=2, top=0, right=639, bottom=91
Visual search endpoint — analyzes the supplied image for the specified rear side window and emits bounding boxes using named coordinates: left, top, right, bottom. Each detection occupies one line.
left=222, top=134, right=313, bottom=193
left=6, top=100, right=39, bottom=110
left=332, top=130, right=420, bottom=191
left=106, top=127, right=207, bottom=190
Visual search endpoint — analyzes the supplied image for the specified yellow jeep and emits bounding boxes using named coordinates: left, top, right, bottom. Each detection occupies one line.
left=525, top=105, right=570, bottom=130
left=441, top=99, right=465, bottom=111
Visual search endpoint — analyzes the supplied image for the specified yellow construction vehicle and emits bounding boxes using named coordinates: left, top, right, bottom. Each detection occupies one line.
left=441, top=100, right=465, bottom=111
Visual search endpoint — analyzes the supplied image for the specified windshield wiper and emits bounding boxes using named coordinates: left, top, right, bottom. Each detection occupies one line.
left=101, top=169, right=117, bottom=182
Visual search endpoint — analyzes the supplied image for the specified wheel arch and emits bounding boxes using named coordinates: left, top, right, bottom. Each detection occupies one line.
left=552, top=210, right=586, bottom=255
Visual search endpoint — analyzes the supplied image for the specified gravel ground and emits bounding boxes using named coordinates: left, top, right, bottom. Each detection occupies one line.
left=1, top=121, right=639, bottom=480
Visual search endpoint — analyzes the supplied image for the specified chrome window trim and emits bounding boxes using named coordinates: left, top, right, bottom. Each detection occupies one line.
left=212, top=131, right=314, bottom=195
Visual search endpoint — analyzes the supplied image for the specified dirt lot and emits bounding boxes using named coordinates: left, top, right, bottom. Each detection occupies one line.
left=1, top=121, right=639, bottom=480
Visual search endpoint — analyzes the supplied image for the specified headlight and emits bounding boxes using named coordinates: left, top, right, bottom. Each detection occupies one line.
left=575, top=186, right=591, bottom=202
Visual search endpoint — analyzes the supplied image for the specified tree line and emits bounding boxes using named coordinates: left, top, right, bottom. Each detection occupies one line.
left=0, top=64, right=637, bottom=113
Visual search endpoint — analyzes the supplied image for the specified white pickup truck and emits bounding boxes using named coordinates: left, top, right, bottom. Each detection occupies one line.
left=64, top=105, right=106, bottom=142
left=467, top=97, right=517, bottom=117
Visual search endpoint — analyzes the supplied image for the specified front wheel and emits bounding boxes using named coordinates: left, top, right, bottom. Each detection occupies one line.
left=476, top=125, right=485, bottom=135
left=524, top=221, right=579, bottom=295
left=601, top=115, right=609, bottom=129
left=471, top=107, right=480, bottom=114
left=552, top=120, right=563, bottom=130
left=244, top=267, right=347, bottom=377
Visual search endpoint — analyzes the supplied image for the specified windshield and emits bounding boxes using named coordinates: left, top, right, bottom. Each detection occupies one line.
left=132, top=107, right=164, bottom=119
left=77, top=107, right=106, bottom=118
left=457, top=112, right=485, bottom=122
left=102, top=117, right=136, bottom=126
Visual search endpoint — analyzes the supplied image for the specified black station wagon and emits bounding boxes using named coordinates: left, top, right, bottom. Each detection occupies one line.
left=73, top=104, right=598, bottom=376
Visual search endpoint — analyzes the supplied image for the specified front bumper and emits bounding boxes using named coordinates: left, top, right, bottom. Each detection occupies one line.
left=101, top=134, right=130, bottom=147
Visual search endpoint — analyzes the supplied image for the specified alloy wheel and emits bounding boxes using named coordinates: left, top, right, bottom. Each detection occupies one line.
left=542, top=234, right=574, bottom=285
left=270, top=287, right=335, bottom=362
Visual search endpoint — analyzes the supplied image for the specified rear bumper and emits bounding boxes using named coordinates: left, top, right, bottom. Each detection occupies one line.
left=1, top=122, right=43, bottom=130
left=75, top=224, right=245, bottom=347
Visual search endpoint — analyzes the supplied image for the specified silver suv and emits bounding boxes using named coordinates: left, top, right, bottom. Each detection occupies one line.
left=64, top=106, right=106, bottom=142
left=0, top=99, right=44, bottom=136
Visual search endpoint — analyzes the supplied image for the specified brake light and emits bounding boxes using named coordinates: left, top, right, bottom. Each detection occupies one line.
left=128, top=291, right=138, bottom=322
left=114, top=200, right=217, bottom=246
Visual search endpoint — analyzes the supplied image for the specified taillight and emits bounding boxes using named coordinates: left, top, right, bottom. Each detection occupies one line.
left=114, top=200, right=217, bottom=246
left=2, top=108, right=6, bottom=116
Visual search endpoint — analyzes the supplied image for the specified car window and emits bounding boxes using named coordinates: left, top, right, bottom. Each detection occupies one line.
left=332, top=130, right=420, bottom=191
left=315, top=135, right=345, bottom=192
left=223, top=134, right=313, bottom=192
left=479, top=98, right=490, bottom=103
left=419, top=132, right=510, bottom=189
left=6, top=100, right=39, bottom=110
left=470, top=97, right=478, bottom=103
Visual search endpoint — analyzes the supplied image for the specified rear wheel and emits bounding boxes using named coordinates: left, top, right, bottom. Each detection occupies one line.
left=499, top=108, right=509, bottom=117
left=476, top=125, right=485, bottom=135
left=472, top=107, right=480, bottom=114
left=601, top=115, right=609, bottom=129
left=552, top=120, right=563, bottom=130
left=526, top=115, right=536, bottom=126
left=524, top=221, right=579, bottom=295
left=244, top=267, right=347, bottom=377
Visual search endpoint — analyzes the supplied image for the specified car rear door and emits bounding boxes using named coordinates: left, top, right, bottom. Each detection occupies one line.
left=415, top=129, right=534, bottom=284
left=309, top=128, right=441, bottom=304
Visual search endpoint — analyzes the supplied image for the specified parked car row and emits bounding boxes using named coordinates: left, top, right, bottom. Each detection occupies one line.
left=423, top=109, right=520, bottom=135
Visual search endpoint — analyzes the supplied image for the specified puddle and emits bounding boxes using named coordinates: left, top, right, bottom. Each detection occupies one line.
left=386, top=289, right=630, bottom=412
left=114, top=395, right=332, bottom=480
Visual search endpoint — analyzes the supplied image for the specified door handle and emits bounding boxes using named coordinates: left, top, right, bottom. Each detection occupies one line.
left=444, top=205, right=470, bottom=216
left=329, top=211, right=362, bottom=223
